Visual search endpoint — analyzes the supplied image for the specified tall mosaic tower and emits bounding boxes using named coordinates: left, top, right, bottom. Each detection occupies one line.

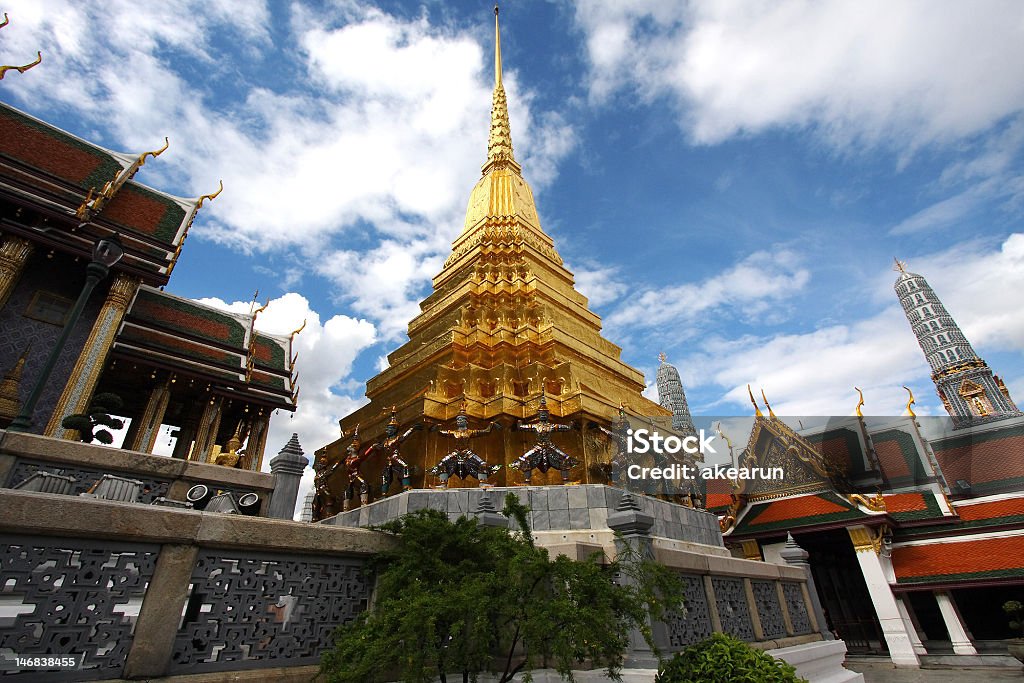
left=894, top=260, right=1020, bottom=425
left=656, top=354, right=696, bottom=435
left=320, top=7, right=670, bottom=507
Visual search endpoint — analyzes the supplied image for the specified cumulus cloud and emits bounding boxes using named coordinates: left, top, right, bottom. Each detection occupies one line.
left=604, top=247, right=811, bottom=338
left=2, top=0, right=576, bottom=344
left=573, top=1, right=1024, bottom=150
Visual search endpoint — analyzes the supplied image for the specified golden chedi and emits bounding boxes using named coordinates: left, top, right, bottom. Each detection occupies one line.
left=317, top=8, right=670, bottom=517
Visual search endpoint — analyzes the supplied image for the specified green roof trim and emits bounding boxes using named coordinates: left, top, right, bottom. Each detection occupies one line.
left=111, top=183, right=187, bottom=243
left=805, top=427, right=868, bottom=477
left=887, top=494, right=945, bottom=522
left=253, top=334, right=288, bottom=371
left=872, top=428, right=926, bottom=485
left=732, top=492, right=868, bottom=535
left=931, top=423, right=1024, bottom=451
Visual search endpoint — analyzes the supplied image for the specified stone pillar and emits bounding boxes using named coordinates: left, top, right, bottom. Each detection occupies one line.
left=267, top=433, right=309, bottom=519
left=606, top=492, right=659, bottom=669
left=190, top=395, right=223, bottom=462
left=896, top=595, right=928, bottom=656
left=0, top=235, right=34, bottom=309
left=121, top=544, right=199, bottom=679
left=934, top=590, right=977, bottom=655
left=128, top=376, right=172, bottom=453
left=45, top=273, right=139, bottom=437
left=847, top=526, right=920, bottom=667
left=779, top=532, right=833, bottom=641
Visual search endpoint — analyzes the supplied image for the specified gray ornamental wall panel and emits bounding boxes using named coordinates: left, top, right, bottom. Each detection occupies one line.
left=751, top=580, right=786, bottom=639
left=662, top=573, right=713, bottom=651
left=168, top=549, right=372, bottom=673
left=782, top=581, right=812, bottom=635
left=0, top=534, right=160, bottom=681
left=711, top=576, right=755, bottom=641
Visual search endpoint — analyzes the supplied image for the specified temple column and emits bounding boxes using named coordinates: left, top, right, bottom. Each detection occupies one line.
left=190, top=395, right=223, bottom=462
left=896, top=595, right=928, bottom=656
left=934, top=590, right=977, bottom=655
left=848, top=526, right=920, bottom=667
left=0, top=235, right=34, bottom=309
left=46, top=273, right=140, bottom=438
left=128, top=376, right=173, bottom=453
left=242, top=410, right=270, bottom=471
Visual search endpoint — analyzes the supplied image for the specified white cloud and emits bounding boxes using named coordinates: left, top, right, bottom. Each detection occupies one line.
left=572, top=262, right=628, bottom=308
left=573, top=1, right=1024, bottom=150
left=604, top=247, right=811, bottom=335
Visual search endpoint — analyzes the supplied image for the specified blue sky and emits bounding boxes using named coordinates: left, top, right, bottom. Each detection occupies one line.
left=3, top=0, right=1023, bottom=473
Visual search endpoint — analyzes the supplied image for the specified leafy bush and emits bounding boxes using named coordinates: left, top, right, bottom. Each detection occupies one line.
left=61, top=392, right=124, bottom=444
left=321, top=493, right=685, bottom=683
left=656, top=633, right=806, bottom=683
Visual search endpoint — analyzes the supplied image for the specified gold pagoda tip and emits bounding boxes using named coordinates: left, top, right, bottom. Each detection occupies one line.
left=893, top=257, right=907, bottom=274
left=494, top=3, right=502, bottom=87
left=747, top=384, right=764, bottom=417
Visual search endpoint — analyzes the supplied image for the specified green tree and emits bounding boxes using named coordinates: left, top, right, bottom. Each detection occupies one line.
left=321, top=493, right=684, bottom=683
left=60, top=392, right=124, bottom=444
left=655, top=633, right=806, bottom=683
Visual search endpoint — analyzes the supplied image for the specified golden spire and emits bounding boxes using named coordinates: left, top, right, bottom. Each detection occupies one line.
left=893, top=257, right=908, bottom=274
left=484, top=4, right=517, bottom=173
left=747, top=384, right=764, bottom=417
left=854, top=387, right=865, bottom=417
left=658, top=352, right=667, bottom=363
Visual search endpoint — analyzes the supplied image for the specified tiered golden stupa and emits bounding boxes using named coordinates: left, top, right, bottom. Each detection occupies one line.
left=319, top=8, right=670, bottom=515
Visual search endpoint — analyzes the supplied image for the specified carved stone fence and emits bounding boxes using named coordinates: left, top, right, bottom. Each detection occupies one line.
left=649, top=546, right=821, bottom=654
left=0, top=488, right=394, bottom=681
left=0, top=431, right=276, bottom=514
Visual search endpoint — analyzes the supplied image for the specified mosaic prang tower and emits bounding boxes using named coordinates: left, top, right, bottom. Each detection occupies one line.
left=656, top=353, right=696, bottom=435
left=894, top=259, right=1021, bottom=426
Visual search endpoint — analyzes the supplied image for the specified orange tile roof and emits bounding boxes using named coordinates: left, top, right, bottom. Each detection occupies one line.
left=957, top=497, right=1024, bottom=522
left=884, top=493, right=929, bottom=513
left=893, top=535, right=1024, bottom=584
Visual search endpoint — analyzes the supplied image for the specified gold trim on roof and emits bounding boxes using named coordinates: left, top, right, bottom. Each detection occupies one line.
left=0, top=51, right=41, bottom=80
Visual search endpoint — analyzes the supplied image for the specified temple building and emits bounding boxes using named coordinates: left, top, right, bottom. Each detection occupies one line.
left=0, top=101, right=297, bottom=469
left=703, top=385, right=1024, bottom=665
left=699, top=262, right=1024, bottom=666
left=894, top=260, right=1020, bottom=427
left=316, top=8, right=675, bottom=515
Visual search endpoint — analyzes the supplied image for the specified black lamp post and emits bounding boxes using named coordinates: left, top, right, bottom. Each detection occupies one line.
left=8, top=234, right=125, bottom=433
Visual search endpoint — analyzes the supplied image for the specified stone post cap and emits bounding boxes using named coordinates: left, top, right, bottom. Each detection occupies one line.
left=269, top=433, right=309, bottom=474
left=607, top=492, right=654, bottom=534
left=779, top=532, right=809, bottom=563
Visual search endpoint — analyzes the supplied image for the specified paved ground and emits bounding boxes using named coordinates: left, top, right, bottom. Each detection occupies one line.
left=845, top=660, right=1023, bottom=682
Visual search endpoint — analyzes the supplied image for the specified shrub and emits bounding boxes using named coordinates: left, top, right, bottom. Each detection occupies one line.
left=656, top=633, right=806, bottom=683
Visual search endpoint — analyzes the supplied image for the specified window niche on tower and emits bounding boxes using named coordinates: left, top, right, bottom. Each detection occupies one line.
left=23, top=290, right=73, bottom=326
